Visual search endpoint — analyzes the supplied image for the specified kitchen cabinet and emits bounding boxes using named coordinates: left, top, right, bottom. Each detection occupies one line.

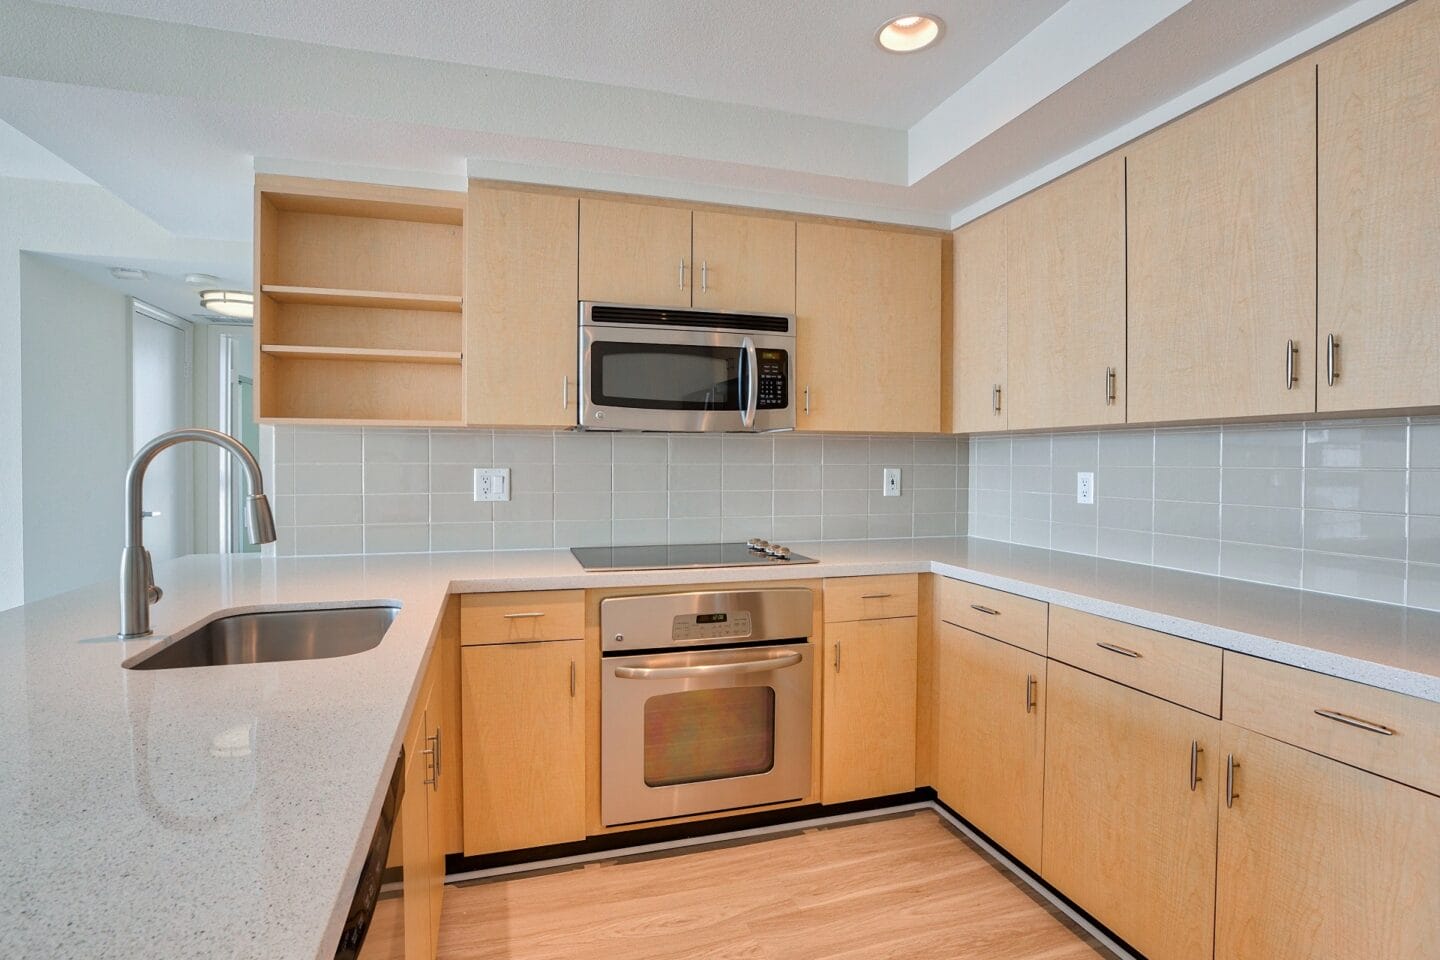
left=1215, top=723, right=1440, bottom=960
left=1042, top=661, right=1220, bottom=960
left=1006, top=154, right=1127, bottom=431
left=578, top=197, right=693, bottom=308
left=820, top=617, right=918, bottom=804
left=949, top=210, right=1009, bottom=433
left=1316, top=0, right=1440, bottom=412
left=460, top=638, right=586, bottom=854
left=1127, top=58, right=1316, bottom=424
left=934, top=622, right=1046, bottom=870
left=394, top=655, right=446, bottom=960
left=795, top=222, right=942, bottom=433
left=465, top=185, right=579, bottom=427
left=691, top=210, right=795, bottom=315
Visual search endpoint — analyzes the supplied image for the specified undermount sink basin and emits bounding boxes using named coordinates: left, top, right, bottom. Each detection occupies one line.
left=124, top=605, right=398, bottom=670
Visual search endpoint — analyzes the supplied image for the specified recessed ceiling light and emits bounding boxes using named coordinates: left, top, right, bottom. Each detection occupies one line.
left=185, top=273, right=221, bottom=286
left=110, top=267, right=148, bottom=281
left=876, top=14, right=944, bottom=53
left=199, top=290, right=254, bottom=319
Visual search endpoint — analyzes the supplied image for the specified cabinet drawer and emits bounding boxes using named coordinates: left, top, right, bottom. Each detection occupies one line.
left=935, top=578, right=1048, bottom=655
left=1223, top=652, right=1440, bottom=796
left=823, top=575, right=918, bottom=623
left=1048, top=607, right=1221, bottom=717
left=459, top=590, right=584, bottom=645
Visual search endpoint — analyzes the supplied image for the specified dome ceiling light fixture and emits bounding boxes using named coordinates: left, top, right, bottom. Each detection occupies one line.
left=199, top=289, right=254, bottom=319
left=876, top=14, right=944, bottom=53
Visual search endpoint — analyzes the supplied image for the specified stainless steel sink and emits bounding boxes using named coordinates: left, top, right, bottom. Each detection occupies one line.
left=124, top=605, right=398, bottom=670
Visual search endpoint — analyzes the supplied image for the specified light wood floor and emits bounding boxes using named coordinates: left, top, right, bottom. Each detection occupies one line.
left=434, top=810, right=1113, bottom=960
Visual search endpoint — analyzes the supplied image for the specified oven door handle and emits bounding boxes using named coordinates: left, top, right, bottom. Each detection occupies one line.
left=739, top=336, right=758, bottom=430
left=614, top=650, right=802, bottom=680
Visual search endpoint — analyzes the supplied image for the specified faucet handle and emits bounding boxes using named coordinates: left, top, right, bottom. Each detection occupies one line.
left=142, top=548, right=161, bottom=605
left=147, top=584, right=163, bottom=604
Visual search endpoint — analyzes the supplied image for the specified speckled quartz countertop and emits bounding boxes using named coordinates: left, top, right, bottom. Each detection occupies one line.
left=2, top=537, right=1437, bottom=959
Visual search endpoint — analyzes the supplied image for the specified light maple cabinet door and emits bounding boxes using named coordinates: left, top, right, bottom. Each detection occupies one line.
left=1316, top=0, right=1440, bottom=412
left=460, top=639, right=586, bottom=855
left=578, top=198, right=693, bottom=308
left=691, top=210, right=795, bottom=315
left=950, top=211, right=1008, bottom=433
left=934, top=623, right=1045, bottom=870
left=465, top=186, right=579, bottom=427
left=399, top=699, right=434, bottom=960
left=795, top=222, right=941, bottom=433
left=1127, top=58, right=1317, bottom=423
left=821, top=617, right=918, bottom=804
left=1042, top=661, right=1220, bottom=960
left=1215, top=722, right=1439, bottom=960
left=1006, top=154, right=1126, bottom=431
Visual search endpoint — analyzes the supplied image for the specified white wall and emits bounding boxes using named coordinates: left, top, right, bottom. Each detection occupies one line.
left=18, top=254, right=132, bottom=602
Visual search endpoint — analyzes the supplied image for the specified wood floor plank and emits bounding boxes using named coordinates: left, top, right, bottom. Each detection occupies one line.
left=435, top=811, right=1110, bottom=960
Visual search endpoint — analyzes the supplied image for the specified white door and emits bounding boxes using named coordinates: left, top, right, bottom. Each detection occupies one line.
left=131, top=303, right=193, bottom=563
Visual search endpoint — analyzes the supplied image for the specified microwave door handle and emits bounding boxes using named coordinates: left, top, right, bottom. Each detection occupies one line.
left=614, top=650, right=802, bottom=680
left=740, top=336, right=758, bottom=429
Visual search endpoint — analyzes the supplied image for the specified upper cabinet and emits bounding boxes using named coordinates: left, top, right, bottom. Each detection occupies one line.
left=1127, top=60, right=1317, bottom=424
left=1006, top=154, right=1127, bottom=431
left=950, top=211, right=1008, bottom=433
left=578, top=198, right=797, bottom=315
left=796, top=222, right=942, bottom=433
left=465, top=186, right=579, bottom=428
left=1316, top=0, right=1440, bottom=412
left=691, top=210, right=796, bottom=315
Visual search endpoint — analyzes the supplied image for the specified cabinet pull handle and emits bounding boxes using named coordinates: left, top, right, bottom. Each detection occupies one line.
left=992, top=384, right=1002, bottom=414
left=804, top=385, right=811, bottom=415
left=1025, top=674, right=1037, bottom=714
left=562, top=374, right=569, bottom=411
left=569, top=660, right=577, bottom=698
left=833, top=641, right=841, bottom=673
left=700, top=260, right=708, bottom=292
left=1326, top=333, right=1338, bottom=386
left=678, top=258, right=687, bottom=289
left=861, top=593, right=893, bottom=600
left=1314, top=708, right=1394, bottom=736
left=1096, top=641, right=1142, bottom=659
left=1225, top=753, right=1239, bottom=808
left=1189, top=740, right=1203, bottom=792
left=1105, top=367, right=1117, bottom=405
left=423, top=731, right=440, bottom=788
left=1285, top=339, right=1297, bottom=390
left=969, top=603, right=1000, bottom=616
left=503, top=611, right=545, bottom=619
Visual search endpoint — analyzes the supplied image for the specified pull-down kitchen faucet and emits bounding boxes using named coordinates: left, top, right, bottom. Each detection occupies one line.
left=119, top=428, right=277, bottom=639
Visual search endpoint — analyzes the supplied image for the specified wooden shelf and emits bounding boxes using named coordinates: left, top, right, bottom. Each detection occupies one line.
left=261, top=285, right=462, bottom=312
left=261, top=344, right=462, bottom=365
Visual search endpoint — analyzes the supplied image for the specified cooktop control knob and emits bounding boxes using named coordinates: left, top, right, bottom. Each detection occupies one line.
left=766, top=543, right=790, bottom=558
left=747, top=538, right=769, bottom=552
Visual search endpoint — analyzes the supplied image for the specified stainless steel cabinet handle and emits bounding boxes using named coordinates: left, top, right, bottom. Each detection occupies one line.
left=804, top=385, right=811, bottom=416
left=861, top=593, right=893, bottom=600
left=1314, top=708, right=1395, bottom=736
left=833, top=642, right=841, bottom=673
left=1285, top=339, right=1297, bottom=390
left=970, top=604, right=1000, bottom=616
left=1105, top=367, right=1117, bottom=405
left=503, top=611, right=546, bottom=620
left=1225, top=753, right=1239, bottom=808
left=1096, top=641, right=1142, bottom=659
left=1025, top=674, right=1037, bottom=714
left=562, top=374, right=569, bottom=411
left=617, top=651, right=804, bottom=680
left=992, top=384, right=1002, bottom=414
left=1326, top=333, right=1338, bottom=386
left=1190, top=740, right=1203, bottom=792
left=423, top=731, right=440, bottom=788
left=701, top=260, right=709, bottom=292
left=569, top=660, right=577, bottom=698
left=678, top=258, right=687, bottom=289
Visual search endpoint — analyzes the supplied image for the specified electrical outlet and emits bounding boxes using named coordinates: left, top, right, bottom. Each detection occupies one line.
left=473, top=467, right=511, bottom=502
left=1076, top=471, right=1095, bottom=505
left=882, top=467, right=902, bottom=497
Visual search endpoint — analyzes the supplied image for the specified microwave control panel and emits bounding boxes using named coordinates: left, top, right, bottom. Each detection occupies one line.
left=756, top=349, right=789, bottom=410
left=672, top=611, right=754, bottom=643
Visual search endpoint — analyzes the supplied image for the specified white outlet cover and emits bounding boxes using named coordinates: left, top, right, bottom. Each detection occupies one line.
left=883, top=467, right=902, bottom=497
left=1076, top=471, right=1095, bottom=505
left=474, top=467, right=511, bottom=502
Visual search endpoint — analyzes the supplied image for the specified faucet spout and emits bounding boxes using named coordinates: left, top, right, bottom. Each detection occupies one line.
left=120, top=428, right=277, bottom=639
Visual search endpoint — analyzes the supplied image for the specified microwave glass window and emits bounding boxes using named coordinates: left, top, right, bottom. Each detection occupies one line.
left=592, top=343, right=741, bottom=410
left=642, top=687, right=777, bottom=787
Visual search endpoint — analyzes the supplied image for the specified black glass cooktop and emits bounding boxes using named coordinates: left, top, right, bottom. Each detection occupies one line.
left=571, top=542, right=817, bottom=572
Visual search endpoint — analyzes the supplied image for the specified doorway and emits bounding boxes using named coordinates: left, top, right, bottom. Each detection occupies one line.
left=130, top=301, right=194, bottom=563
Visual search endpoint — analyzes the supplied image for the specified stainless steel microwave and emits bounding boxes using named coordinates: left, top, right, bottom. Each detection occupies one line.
left=578, top=302, right=796, bottom=432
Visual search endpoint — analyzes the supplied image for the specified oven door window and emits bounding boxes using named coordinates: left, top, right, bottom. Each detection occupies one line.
left=591, top=342, right=742, bottom=411
left=642, top=687, right=776, bottom=787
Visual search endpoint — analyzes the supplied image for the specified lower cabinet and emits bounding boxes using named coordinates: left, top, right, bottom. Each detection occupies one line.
left=821, top=617, right=917, bottom=804
left=934, top=623, right=1045, bottom=870
left=460, top=639, right=586, bottom=855
left=1215, top=722, right=1440, bottom=960
left=1041, top=661, right=1220, bottom=960
left=392, top=657, right=446, bottom=960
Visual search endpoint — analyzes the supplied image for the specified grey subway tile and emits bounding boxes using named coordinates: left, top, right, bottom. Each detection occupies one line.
left=1302, top=509, right=1408, bottom=560
left=1302, top=552, right=1406, bottom=605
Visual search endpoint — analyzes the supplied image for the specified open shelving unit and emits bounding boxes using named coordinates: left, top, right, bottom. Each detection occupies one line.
left=254, top=176, right=467, bottom=425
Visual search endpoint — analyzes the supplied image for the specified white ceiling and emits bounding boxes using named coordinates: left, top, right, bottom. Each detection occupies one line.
left=0, top=0, right=1407, bottom=279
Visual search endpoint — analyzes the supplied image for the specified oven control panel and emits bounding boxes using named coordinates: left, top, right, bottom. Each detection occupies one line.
left=672, top=610, right=753, bottom=643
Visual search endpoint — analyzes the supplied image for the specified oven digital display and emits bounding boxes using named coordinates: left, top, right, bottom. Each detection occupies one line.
left=672, top=611, right=752, bottom=642
left=696, top=613, right=727, bottom=624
